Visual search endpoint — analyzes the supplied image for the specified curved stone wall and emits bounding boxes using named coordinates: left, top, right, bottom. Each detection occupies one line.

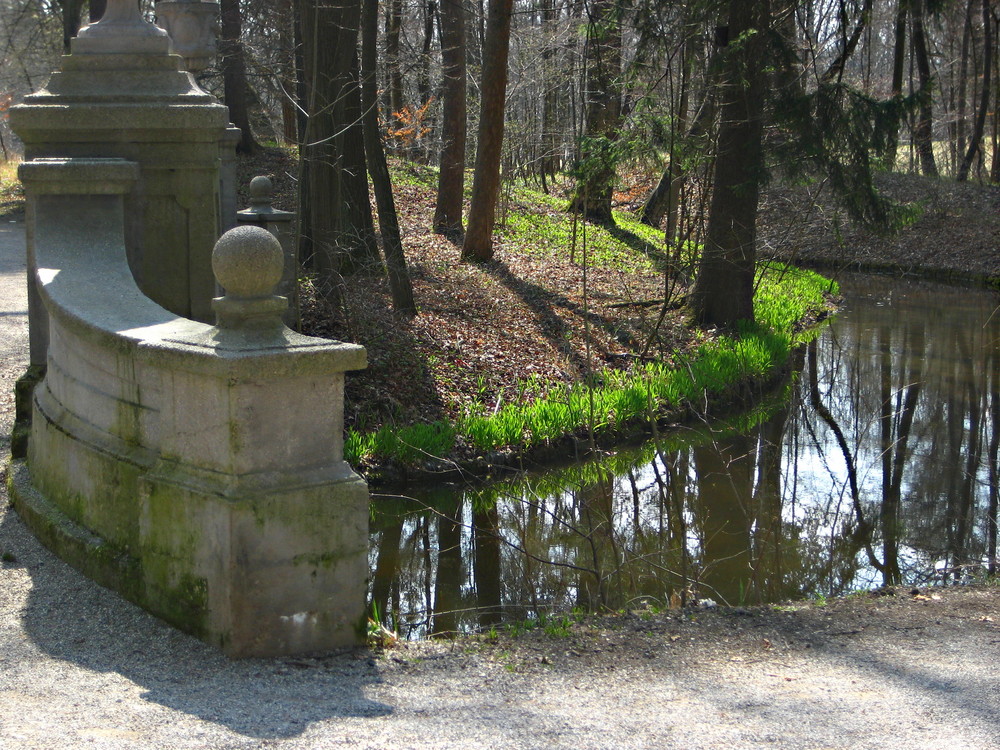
left=8, top=158, right=369, bottom=657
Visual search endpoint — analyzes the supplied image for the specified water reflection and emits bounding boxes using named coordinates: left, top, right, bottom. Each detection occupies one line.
left=370, top=275, right=1000, bottom=636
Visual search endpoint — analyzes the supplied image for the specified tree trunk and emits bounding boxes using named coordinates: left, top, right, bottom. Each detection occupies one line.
left=386, top=0, right=404, bottom=118
left=434, top=0, right=468, bottom=235
left=57, top=0, right=85, bottom=52
left=689, top=0, right=769, bottom=328
left=220, top=0, right=258, bottom=154
left=957, top=0, right=992, bottom=181
left=568, top=0, right=623, bottom=224
left=992, top=15, right=1000, bottom=182
left=641, top=25, right=706, bottom=231
left=820, top=0, right=872, bottom=84
left=342, top=52, right=380, bottom=269
left=418, top=0, right=436, bottom=106
left=300, top=0, right=378, bottom=301
left=888, top=0, right=908, bottom=167
left=279, top=0, right=299, bottom=145
left=539, top=0, right=559, bottom=187
left=461, top=0, right=515, bottom=262
left=362, top=0, right=417, bottom=314
left=911, top=0, right=939, bottom=177
left=955, top=2, right=973, bottom=170
left=412, top=0, right=437, bottom=162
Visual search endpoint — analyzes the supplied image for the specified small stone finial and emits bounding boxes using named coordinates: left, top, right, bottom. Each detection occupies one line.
left=248, top=175, right=276, bottom=212
left=211, top=225, right=287, bottom=328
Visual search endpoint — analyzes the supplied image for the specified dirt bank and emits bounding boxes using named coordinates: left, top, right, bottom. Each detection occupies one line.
left=760, top=172, right=1000, bottom=283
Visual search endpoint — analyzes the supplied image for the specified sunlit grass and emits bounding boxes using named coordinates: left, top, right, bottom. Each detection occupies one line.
left=0, top=158, right=22, bottom=215
left=345, top=420, right=455, bottom=467
left=500, top=206, right=665, bottom=273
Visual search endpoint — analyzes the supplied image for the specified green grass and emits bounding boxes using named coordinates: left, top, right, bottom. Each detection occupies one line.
left=347, top=262, right=836, bottom=467
left=499, top=181, right=685, bottom=273
left=345, top=420, right=456, bottom=466
left=0, top=159, right=23, bottom=215
left=501, top=207, right=670, bottom=272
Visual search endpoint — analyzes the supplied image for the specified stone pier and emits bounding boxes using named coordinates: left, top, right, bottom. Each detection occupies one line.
left=8, top=158, right=370, bottom=656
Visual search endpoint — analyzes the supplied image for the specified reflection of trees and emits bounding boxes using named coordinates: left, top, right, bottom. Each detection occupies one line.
left=432, top=498, right=464, bottom=636
left=798, top=278, right=998, bottom=584
left=370, top=509, right=403, bottom=625
left=692, top=436, right=754, bottom=605
left=472, top=503, right=502, bottom=627
left=806, top=336, right=884, bottom=582
left=878, top=320, right=923, bottom=585
left=987, top=338, right=1000, bottom=573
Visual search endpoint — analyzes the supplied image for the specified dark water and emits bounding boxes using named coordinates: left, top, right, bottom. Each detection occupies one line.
left=370, top=275, right=1000, bottom=636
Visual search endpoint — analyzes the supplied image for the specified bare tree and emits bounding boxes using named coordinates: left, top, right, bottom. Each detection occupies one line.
left=568, top=0, right=623, bottom=223
left=220, top=0, right=258, bottom=154
left=433, top=0, right=467, bottom=235
left=462, top=0, right=514, bottom=262
left=361, top=0, right=417, bottom=314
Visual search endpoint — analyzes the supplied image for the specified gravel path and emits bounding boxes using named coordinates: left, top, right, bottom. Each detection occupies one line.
left=0, top=216, right=28, bottom=455
left=3, top=216, right=1000, bottom=749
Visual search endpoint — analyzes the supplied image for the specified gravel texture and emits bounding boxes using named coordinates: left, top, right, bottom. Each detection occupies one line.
left=3, top=213, right=1000, bottom=749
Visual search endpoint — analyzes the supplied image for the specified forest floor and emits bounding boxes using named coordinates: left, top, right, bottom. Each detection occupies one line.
left=3, top=159, right=1000, bottom=747
left=758, top=170, right=1000, bottom=280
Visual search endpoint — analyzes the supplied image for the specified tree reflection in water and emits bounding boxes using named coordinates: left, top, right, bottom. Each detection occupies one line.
left=369, top=275, right=1000, bottom=637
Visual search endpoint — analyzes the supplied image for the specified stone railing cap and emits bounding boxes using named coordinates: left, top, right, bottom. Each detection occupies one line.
left=18, top=158, right=139, bottom=194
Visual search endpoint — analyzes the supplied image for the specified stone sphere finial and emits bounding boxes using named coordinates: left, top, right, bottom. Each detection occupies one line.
left=211, top=225, right=287, bottom=329
left=249, top=175, right=274, bottom=210
left=213, top=225, right=283, bottom=298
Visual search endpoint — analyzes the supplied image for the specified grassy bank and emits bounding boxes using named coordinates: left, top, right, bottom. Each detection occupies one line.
left=334, top=163, right=839, bottom=478
left=344, top=258, right=836, bottom=475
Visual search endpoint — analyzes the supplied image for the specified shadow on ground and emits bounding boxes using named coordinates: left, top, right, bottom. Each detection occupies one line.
left=0, top=503, right=393, bottom=740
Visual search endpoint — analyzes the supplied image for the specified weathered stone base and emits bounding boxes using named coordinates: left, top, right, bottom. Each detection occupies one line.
left=7, top=456, right=369, bottom=657
left=9, top=157, right=370, bottom=658
left=7, top=459, right=144, bottom=602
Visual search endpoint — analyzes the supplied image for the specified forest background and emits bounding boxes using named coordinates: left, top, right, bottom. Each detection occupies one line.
left=0, top=0, right=995, bottom=474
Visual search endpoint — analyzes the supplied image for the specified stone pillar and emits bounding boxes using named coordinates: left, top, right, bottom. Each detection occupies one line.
left=237, top=176, right=298, bottom=326
left=9, top=0, right=231, bottom=324
left=137, top=226, right=370, bottom=656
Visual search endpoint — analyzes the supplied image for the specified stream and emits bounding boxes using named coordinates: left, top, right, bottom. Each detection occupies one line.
left=369, top=274, right=1000, bottom=637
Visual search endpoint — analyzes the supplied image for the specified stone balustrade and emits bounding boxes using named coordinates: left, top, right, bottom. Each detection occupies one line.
left=7, top=157, right=369, bottom=657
